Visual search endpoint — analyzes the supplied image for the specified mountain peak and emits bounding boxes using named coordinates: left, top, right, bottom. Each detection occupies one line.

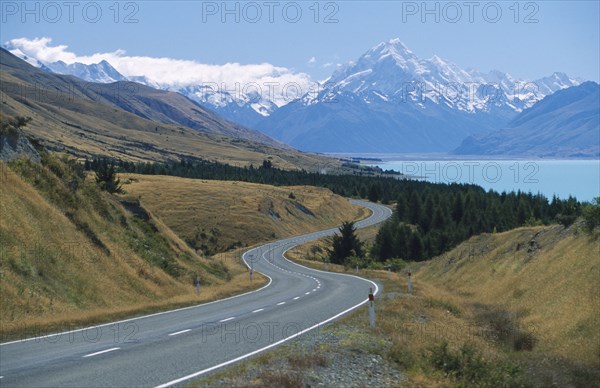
left=430, top=54, right=447, bottom=65
left=387, top=38, right=411, bottom=51
left=372, top=38, right=414, bottom=59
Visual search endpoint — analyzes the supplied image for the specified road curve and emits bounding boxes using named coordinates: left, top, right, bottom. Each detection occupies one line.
left=0, top=200, right=392, bottom=387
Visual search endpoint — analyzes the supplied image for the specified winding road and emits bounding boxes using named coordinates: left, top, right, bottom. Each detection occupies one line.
left=0, top=199, right=392, bottom=387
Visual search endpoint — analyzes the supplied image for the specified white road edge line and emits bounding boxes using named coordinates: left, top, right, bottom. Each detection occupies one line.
left=155, top=283, right=379, bottom=388
left=154, top=203, right=389, bottom=387
left=1, top=274, right=273, bottom=347
left=252, top=309, right=264, bottom=313
left=219, top=317, right=235, bottom=323
left=82, top=347, right=120, bottom=358
left=168, top=329, right=191, bottom=336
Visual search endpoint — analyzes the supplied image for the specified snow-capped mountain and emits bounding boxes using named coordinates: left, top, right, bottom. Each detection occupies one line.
left=44, top=60, right=127, bottom=83
left=4, top=46, right=53, bottom=73
left=6, top=38, right=585, bottom=153
left=309, top=38, right=580, bottom=114
left=179, top=85, right=278, bottom=127
left=256, top=39, right=583, bottom=152
left=454, top=82, right=600, bottom=157
left=3, top=43, right=281, bottom=126
left=5, top=43, right=126, bottom=83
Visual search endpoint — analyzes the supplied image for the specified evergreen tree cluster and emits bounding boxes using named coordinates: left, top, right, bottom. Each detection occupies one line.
left=371, top=187, right=580, bottom=262
left=85, top=157, right=581, bottom=263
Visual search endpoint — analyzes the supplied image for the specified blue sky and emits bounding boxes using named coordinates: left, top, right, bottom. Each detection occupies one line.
left=2, top=1, right=599, bottom=82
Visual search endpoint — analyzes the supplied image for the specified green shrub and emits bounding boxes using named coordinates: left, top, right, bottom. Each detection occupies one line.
left=429, top=341, right=526, bottom=387
left=582, top=197, right=600, bottom=233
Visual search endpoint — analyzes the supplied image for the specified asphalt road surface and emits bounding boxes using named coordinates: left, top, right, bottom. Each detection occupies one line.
left=0, top=199, right=392, bottom=387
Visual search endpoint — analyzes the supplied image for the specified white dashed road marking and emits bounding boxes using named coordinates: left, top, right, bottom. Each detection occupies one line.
left=169, top=329, right=191, bottom=336
left=83, top=347, right=120, bottom=358
left=219, top=317, right=235, bottom=323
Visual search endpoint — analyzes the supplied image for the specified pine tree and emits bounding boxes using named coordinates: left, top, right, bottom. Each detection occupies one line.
left=394, top=224, right=411, bottom=259
left=409, top=232, right=424, bottom=261
left=432, top=206, right=446, bottom=229
left=395, top=195, right=408, bottom=222
left=372, top=223, right=394, bottom=261
left=409, top=191, right=423, bottom=225
left=452, top=193, right=464, bottom=224
left=94, top=159, right=124, bottom=194
left=328, top=221, right=363, bottom=264
left=368, top=184, right=381, bottom=202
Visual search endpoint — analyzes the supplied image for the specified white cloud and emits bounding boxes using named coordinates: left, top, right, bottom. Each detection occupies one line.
left=5, top=37, right=314, bottom=107
left=322, top=62, right=334, bottom=68
left=308, top=56, right=316, bottom=64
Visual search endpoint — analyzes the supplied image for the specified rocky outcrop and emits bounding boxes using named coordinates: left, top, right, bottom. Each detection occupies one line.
left=0, top=129, right=41, bottom=163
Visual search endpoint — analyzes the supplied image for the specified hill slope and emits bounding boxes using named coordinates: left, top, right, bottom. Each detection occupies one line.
left=417, top=224, right=600, bottom=370
left=0, top=49, right=334, bottom=170
left=454, top=82, right=600, bottom=157
left=0, top=158, right=247, bottom=335
left=0, top=156, right=364, bottom=338
left=121, top=174, right=365, bottom=256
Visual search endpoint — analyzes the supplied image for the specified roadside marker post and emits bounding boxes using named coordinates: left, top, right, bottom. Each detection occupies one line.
left=407, top=271, right=412, bottom=294
left=195, top=275, right=200, bottom=295
left=368, top=287, right=375, bottom=330
left=387, top=267, right=391, bottom=279
left=356, top=265, right=359, bottom=273
left=250, top=268, right=253, bottom=283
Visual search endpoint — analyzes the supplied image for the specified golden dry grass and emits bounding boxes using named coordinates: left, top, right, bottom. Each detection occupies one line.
left=121, top=174, right=365, bottom=254
left=418, top=226, right=600, bottom=366
left=283, top=223, right=600, bottom=386
left=0, top=162, right=361, bottom=340
left=0, top=163, right=267, bottom=339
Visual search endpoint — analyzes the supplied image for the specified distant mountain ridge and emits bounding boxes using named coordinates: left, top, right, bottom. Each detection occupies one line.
left=453, top=81, right=600, bottom=158
left=45, top=59, right=128, bottom=83
left=6, top=38, right=586, bottom=153
left=0, top=48, right=334, bottom=169
left=256, top=39, right=583, bottom=152
left=4, top=42, right=286, bottom=126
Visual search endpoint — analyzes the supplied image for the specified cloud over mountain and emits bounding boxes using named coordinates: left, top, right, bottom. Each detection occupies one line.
left=5, top=37, right=312, bottom=107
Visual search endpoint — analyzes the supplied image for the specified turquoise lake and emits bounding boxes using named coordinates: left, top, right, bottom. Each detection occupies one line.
left=371, top=159, right=600, bottom=202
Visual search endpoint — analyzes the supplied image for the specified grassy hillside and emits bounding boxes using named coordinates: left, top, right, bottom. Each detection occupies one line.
left=0, top=49, right=337, bottom=170
left=418, top=225, right=600, bottom=371
left=281, top=222, right=599, bottom=386
left=0, top=158, right=262, bottom=339
left=121, top=174, right=366, bottom=256
left=0, top=155, right=364, bottom=340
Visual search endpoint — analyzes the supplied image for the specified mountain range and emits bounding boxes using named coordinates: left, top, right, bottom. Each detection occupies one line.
left=454, top=81, right=600, bottom=158
left=0, top=48, right=334, bottom=170
left=257, top=39, right=583, bottom=152
left=4, top=39, right=595, bottom=157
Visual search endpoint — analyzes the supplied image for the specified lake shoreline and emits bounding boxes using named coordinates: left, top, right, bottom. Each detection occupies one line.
left=334, top=156, right=600, bottom=202
left=327, top=152, right=600, bottom=162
